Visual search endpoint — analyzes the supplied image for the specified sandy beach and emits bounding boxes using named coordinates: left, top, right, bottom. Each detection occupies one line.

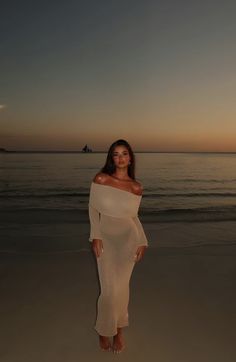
left=0, top=210, right=236, bottom=361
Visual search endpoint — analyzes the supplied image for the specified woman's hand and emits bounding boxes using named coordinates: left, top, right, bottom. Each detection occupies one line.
left=134, top=245, right=147, bottom=263
left=92, top=239, right=104, bottom=258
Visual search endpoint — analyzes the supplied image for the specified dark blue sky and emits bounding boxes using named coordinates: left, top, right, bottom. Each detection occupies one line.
left=1, top=0, right=236, bottom=151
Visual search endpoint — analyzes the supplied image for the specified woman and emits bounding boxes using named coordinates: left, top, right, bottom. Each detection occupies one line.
left=88, top=139, right=148, bottom=353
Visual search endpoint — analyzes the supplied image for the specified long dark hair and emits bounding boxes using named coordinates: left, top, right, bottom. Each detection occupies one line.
left=101, top=139, right=136, bottom=180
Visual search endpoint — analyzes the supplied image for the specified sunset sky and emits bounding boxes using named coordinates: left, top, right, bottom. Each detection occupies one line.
left=1, top=0, right=236, bottom=152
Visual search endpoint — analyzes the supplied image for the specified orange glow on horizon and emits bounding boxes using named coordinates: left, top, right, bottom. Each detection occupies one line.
left=1, top=130, right=235, bottom=152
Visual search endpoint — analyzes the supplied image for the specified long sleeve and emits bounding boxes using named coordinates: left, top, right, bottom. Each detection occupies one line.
left=88, top=203, right=102, bottom=242
left=132, top=215, right=149, bottom=247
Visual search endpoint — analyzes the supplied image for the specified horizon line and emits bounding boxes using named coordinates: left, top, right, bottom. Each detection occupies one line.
left=1, top=150, right=236, bottom=154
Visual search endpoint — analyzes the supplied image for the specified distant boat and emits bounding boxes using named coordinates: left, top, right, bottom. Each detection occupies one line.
left=82, top=144, right=92, bottom=153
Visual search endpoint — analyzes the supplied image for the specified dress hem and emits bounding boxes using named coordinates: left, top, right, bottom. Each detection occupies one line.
left=94, top=323, right=129, bottom=337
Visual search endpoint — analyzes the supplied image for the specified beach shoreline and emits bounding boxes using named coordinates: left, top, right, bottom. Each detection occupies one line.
left=1, top=209, right=236, bottom=253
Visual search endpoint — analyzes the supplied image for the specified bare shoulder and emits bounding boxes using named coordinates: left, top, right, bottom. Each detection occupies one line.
left=131, top=180, right=143, bottom=195
left=93, top=172, right=109, bottom=185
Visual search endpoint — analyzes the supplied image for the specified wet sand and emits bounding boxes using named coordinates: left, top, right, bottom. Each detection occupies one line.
left=0, top=211, right=236, bottom=361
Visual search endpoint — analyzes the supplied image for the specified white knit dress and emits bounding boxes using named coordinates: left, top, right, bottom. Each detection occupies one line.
left=88, top=181, right=148, bottom=337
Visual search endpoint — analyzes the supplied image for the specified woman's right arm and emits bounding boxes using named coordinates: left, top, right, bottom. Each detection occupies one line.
left=88, top=172, right=108, bottom=257
left=88, top=203, right=103, bottom=258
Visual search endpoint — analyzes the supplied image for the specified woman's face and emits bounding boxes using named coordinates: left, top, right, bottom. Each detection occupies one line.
left=112, top=145, right=130, bottom=169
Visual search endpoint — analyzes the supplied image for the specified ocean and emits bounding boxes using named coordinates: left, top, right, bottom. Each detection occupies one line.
left=1, top=152, right=236, bottom=222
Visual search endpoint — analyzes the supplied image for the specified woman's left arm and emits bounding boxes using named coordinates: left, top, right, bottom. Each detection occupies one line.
left=135, top=245, right=147, bottom=263
left=132, top=215, right=148, bottom=262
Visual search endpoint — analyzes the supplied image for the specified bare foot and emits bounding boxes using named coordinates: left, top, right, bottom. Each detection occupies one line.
left=112, top=331, right=125, bottom=353
left=99, top=335, right=111, bottom=352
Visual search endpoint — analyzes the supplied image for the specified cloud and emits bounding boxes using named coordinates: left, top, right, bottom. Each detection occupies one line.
left=0, top=104, right=7, bottom=110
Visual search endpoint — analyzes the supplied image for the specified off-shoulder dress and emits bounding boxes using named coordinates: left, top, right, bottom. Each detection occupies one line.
left=88, top=181, right=148, bottom=337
